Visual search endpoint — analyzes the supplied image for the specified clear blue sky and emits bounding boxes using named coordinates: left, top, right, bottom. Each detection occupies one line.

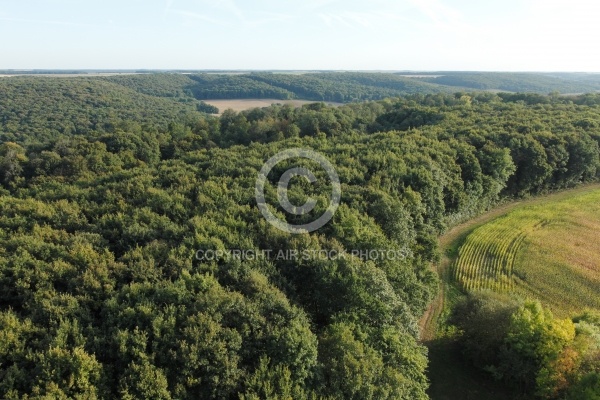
left=1, top=0, right=599, bottom=71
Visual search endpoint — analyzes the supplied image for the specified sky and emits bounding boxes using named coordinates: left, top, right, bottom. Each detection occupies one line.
left=1, top=0, right=599, bottom=71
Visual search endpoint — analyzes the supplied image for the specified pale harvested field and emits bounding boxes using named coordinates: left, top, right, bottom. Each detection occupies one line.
left=0, top=73, right=141, bottom=78
left=204, top=99, right=342, bottom=114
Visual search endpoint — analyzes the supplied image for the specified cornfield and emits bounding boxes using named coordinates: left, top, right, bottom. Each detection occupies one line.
left=452, top=188, right=600, bottom=316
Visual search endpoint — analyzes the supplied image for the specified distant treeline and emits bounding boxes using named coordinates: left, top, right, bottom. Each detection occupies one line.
left=97, top=72, right=600, bottom=103
left=3, top=71, right=600, bottom=97
left=422, top=71, right=600, bottom=93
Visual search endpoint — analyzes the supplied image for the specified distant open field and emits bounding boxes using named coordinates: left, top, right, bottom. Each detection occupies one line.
left=454, top=185, right=600, bottom=317
left=203, top=99, right=342, bottom=114
left=0, top=73, right=142, bottom=78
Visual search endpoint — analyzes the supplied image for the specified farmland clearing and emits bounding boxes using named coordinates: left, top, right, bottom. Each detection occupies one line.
left=203, top=99, right=342, bottom=114
left=424, top=184, right=600, bottom=400
left=453, top=185, right=600, bottom=317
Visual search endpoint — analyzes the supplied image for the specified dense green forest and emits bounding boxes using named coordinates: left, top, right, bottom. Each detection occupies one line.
left=0, top=77, right=201, bottom=145
left=2, top=75, right=600, bottom=398
left=108, top=71, right=598, bottom=98
left=98, top=71, right=600, bottom=103
left=101, top=72, right=455, bottom=103
left=420, top=72, right=600, bottom=93
left=4, top=71, right=600, bottom=100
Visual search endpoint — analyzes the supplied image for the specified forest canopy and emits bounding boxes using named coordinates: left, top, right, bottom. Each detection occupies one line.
left=1, top=75, right=600, bottom=398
